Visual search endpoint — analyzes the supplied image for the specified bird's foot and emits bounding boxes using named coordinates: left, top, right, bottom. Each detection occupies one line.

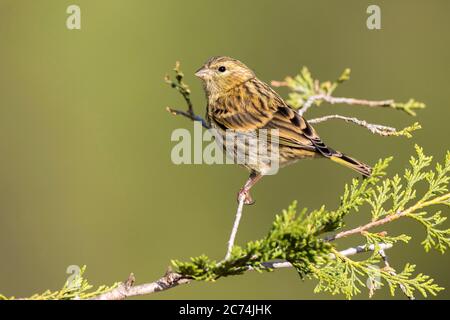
left=237, top=188, right=255, bottom=205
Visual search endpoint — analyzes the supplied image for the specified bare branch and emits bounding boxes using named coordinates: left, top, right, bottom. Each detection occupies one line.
left=166, top=106, right=209, bottom=129
left=298, top=94, right=421, bottom=137
left=298, top=94, right=325, bottom=116
left=90, top=243, right=393, bottom=300
left=91, top=270, right=190, bottom=300
left=225, top=196, right=245, bottom=260
left=165, top=61, right=210, bottom=129
left=309, top=115, right=420, bottom=137
left=298, top=94, right=395, bottom=116
left=378, top=249, right=415, bottom=300
left=309, top=114, right=397, bottom=135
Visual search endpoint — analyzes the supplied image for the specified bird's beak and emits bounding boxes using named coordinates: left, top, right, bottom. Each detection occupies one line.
left=195, top=66, right=209, bottom=79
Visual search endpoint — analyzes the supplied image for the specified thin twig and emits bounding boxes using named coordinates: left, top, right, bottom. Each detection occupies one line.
left=90, top=243, right=392, bottom=300
left=299, top=94, right=325, bottom=116
left=309, top=114, right=398, bottom=136
left=379, top=249, right=415, bottom=300
left=166, top=106, right=210, bottom=129
left=299, top=94, right=394, bottom=116
left=91, top=270, right=190, bottom=300
left=321, top=95, right=394, bottom=108
left=165, top=61, right=210, bottom=129
left=225, top=196, right=245, bottom=260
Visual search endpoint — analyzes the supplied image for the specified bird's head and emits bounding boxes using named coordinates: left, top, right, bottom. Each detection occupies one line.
left=195, top=56, right=255, bottom=97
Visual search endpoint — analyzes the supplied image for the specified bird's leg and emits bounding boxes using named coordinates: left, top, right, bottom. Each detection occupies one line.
left=237, top=171, right=262, bottom=205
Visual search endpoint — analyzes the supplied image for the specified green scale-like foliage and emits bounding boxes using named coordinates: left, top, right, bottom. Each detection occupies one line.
left=173, top=146, right=450, bottom=299
left=1, top=65, right=446, bottom=300
left=0, top=266, right=119, bottom=300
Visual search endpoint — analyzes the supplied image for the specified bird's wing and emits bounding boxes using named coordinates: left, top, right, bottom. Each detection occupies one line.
left=264, top=104, right=335, bottom=156
left=208, top=79, right=333, bottom=155
left=208, top=79, right=277, bottom=130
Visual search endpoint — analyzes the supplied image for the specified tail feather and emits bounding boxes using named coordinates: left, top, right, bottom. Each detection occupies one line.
left=329, top=153, right=372, bottom=177
left=304, top=133, right=372, bottom=177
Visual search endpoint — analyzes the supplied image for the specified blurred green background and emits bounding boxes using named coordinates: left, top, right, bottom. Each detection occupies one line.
left=0, top=0, right=449, bottom=299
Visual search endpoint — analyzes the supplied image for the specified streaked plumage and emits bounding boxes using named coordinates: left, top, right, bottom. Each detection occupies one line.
left=195, top=56, right=371, bottom=204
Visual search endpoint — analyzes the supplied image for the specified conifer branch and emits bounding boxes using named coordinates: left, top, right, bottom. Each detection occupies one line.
left=225, top=196, right=245, bottom=260
left=2, top=64, right=443, bottom=300
left=91, top=243, right=393, bottom=300
left=378, top=249, right=415, bottom=299
left=161, top=64, right=443, bottom=300
left=325, top=193, right=450, bottom=242
left=166, top=146, right=448, bottom=299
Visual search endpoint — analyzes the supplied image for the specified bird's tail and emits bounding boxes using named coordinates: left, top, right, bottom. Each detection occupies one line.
left=305, top=131, right=372, bottom=177
left=329, top=152, right=372, bottom=177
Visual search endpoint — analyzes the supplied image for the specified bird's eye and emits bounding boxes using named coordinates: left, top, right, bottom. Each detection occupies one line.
left=218, top=66, right=226, bottom=73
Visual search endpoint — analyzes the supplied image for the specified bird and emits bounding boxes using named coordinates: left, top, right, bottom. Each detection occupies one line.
left=195, top=56, right=371, bottom=205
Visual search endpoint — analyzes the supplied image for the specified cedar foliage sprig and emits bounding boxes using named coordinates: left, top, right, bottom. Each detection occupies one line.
left=0, top=266, right=119, bottom=300
left=173, top=146, right=449, bottom=299
left=1, top=65, right=445, bottom=300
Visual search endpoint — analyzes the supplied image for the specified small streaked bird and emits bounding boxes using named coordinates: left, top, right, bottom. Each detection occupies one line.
left=195, top=56, right=371, bottom=205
